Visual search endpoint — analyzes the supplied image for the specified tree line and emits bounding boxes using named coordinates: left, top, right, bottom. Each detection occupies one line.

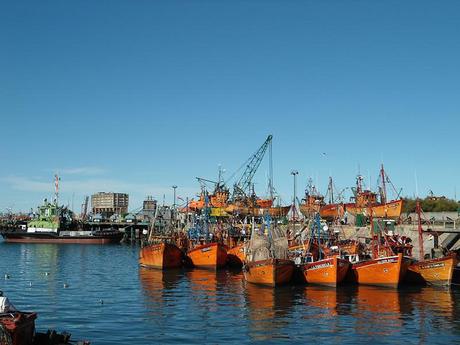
left=402, top=197, right=460, bottom=213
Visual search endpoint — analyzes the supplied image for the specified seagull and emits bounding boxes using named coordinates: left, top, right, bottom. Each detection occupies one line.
left=98, top=299, right=104, bottom=305
left=44, top=272, right=50, bottom=276
left=4, top=274, right=10, bottom=280
left=63, top=283, right=69, bottom=288
left=29, top=282, right=32, bottom=287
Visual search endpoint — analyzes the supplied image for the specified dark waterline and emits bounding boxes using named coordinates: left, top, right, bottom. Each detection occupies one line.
left=1, top=241, right=460, bottom=344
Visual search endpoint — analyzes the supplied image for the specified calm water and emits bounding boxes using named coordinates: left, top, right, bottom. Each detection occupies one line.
left=1, top=241, right=460, bottom=344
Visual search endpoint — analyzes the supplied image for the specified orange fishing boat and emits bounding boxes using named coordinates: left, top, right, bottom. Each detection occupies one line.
left=299, top=179, right=325, bottom=218
left=244, top=221, right=293, bottom=286
left=225, top=203, right=252, bottom=216
left=352, top=253, right=411, bottom=287
left=346, top=199, right=403, bottom=219
left=188, top=193, right=206, bottom=211
left=408, top=255, right=458, bottom=286
left=244, top=258, right=294, bottom=287
left=352, top=215, right=412, bottom=287
left=303, top=256, right=351, bottom=287
left=227, top=243, right=245, bottom=267
left=139, top=242, right=184, bottom=269
left=319, top=203, right=344, bottom=220
left=267, top=205, right=291, bottom=218
left=256, top=198, right=273, bottom=208
left=187, top=242, right=228, bottom=269
left=320, top=165, right=403, bottom=220
left=210, top=190, right=229, bottom=208
left=406, top=201, right=458, bottom=286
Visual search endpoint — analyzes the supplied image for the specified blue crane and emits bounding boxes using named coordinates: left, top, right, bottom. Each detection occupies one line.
left=232, top=135, right=273, bottom=200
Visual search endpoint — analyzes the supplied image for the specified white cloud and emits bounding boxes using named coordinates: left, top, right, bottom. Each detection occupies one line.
left=54, top=167, right=107, bottom=176
left=1, top=175, right=198, bottom=209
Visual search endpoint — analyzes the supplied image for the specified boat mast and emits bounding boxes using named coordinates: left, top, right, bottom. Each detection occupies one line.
left=416, top=200, right=424, bottom=260
left=54, top=174, right=60, bottom=205
left=369, top=206, right=379, bottom=259
left=380, top=164, right=387, bottom=205
left=328, top=177, right=334, bottom=204
left=316, top=213, right=322, bottom=260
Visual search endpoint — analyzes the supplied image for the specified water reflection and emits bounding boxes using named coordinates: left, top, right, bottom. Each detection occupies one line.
left=304, top=285, right=355, bottom=318
left=354, top=286, right=406, bottom=335
left=245, top=283, right=295, bottom=341
left=139, top=268, right=183, bottom=304
left=3, top=240, right=460, bottom=345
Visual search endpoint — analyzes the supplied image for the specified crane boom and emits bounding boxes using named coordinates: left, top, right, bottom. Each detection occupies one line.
left=233, top=135, right=273, bottom=199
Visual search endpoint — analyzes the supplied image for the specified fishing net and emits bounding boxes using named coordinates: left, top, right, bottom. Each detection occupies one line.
left=247, top=231, right=271, bottom=261
left=271, top=227, right=289, bottom=260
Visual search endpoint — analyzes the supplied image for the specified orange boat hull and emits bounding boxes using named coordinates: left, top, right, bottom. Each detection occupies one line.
left=139, top=242, right=183, bottom=269
left=320, top=204, right=344, bottom=220
left=303, top=256, right=351, bottom=287
left=299, top=204, right=321, bottom=217
left=227, top=243, right=245, bottom=267
left=244, top=258, right=294, bottom=287
left=268, top=206, right=291, bottom=217
left=187, top=243, right=228, bottom=269
left=347, top=199, right=403, bottom=219
left=407, top=254, right=458, bottom=286
left=256, top=199, right=274, bottom=208
left=352, top=253, right=411, bottom=287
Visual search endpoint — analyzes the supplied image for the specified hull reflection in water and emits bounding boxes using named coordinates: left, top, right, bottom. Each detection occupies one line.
left=354, top=285, right=405, bottom=335
left=245, top=283, right=295, bottom=342
left=139, top=267, right=184, bottom=309
left=304, top=285, right=355, bottom=318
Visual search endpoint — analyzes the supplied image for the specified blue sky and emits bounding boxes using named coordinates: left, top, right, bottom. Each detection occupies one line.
left=1, top=1, right=459, bottom=212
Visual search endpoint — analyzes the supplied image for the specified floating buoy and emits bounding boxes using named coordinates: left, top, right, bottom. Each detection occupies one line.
left=29, top=281, right=32, bottom=287
left=45, top=272, right=50, bottom=276
left=4, top=274, right=10, bottom=280
left=98, top=299, right=104, bottom=305
left=63, top=283, right=69, bottom=288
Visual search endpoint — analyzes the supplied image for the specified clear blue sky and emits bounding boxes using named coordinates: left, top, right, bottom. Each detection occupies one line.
left=1, top=0, right=459, bottom=212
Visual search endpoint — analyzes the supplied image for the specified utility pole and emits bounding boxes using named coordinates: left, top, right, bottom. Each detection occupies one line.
left=172, top=185, right=177, bottom=210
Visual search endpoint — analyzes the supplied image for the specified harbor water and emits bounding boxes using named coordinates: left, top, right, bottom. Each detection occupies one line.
left=1, top=241, right=460, bottom=344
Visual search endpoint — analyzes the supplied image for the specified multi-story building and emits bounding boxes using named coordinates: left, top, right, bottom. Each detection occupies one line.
left=91, top=192, right=129, bottom=218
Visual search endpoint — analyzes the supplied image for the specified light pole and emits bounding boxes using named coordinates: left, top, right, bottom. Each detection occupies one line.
left=291, top=170, right=298, bottom=225
left=172, top=185, right=177, bottom=209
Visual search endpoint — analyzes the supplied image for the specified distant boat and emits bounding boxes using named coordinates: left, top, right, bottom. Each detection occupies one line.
left=1, top=176, right=123, bottom=244
left=299, top=179, right=325, bottom=218
left=319, top=165, right=403, bottom=221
